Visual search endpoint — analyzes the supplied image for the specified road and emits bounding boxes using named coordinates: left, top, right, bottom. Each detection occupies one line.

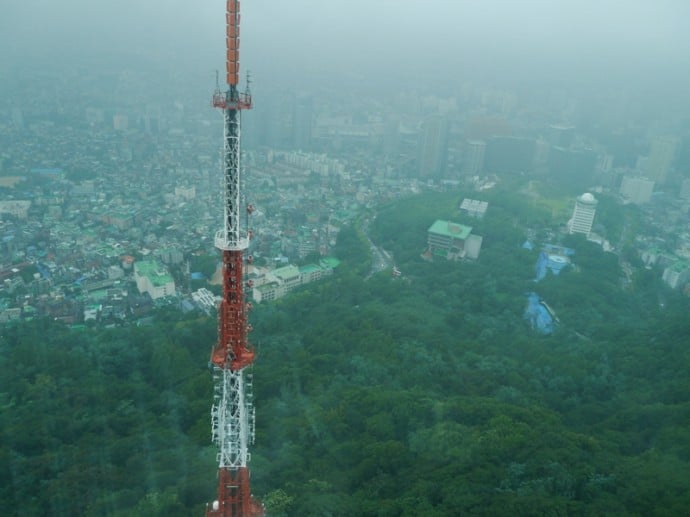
left=361, top=217, right=394, bottom=278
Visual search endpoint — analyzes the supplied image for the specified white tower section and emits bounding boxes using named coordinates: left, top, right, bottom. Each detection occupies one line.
left=215, top=107, right=250, bottom=252
left=568, top=192, right=598, bottom=236
left=211, top=368, right=255, bottom=469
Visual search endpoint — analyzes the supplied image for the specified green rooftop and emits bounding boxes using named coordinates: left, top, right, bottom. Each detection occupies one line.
left=320, top=257, right=340, bottom=269
left=274, top=265, right=300, bottom=281
left=428, top=220, right=472, bottom=240
left=299, top=264, right=321, bottom=274
left=135, top=260, right=174, bottom=287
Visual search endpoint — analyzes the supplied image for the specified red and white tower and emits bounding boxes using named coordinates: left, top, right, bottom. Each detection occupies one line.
left=206, top=1, right=262, bottom=515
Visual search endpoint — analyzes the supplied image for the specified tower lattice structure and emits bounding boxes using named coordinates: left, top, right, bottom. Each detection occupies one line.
left=206, top=1, right=262, bottom=515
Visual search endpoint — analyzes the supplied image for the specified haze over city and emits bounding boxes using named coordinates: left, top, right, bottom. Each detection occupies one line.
left=3, top=0, right=690, bottom=93
left=2, top=1, right=690, bottom=515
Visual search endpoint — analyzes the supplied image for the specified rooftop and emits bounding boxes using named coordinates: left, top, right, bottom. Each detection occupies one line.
left=273, top=265, right=300, bottom=281
left=428, top=220, right=473, bottom=240
left=134, top=260, right=174, bottom=287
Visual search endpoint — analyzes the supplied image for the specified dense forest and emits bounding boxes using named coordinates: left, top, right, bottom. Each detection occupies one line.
left=2, top=187, right=690, bottom=515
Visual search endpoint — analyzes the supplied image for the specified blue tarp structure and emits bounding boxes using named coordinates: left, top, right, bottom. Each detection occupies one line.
left=535, top=246, right=574, bottom=281
left=535, top=251, right=549, bottom=281
left=524, top=292, right=554, bottom=334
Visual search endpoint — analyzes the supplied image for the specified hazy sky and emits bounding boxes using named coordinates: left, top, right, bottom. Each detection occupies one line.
left=2, top=0, right=690, bottom=92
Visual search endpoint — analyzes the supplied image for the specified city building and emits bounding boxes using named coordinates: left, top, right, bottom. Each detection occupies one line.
left=662, top=261, right=690, bottom=289
left=0, top=200, right=31, bottom=219
left=459, top=198, right=489, bottom=219
left=547, top=146, right=597, bottom=191
left=484, top=136, right=535, bottom=175
left=620, top=176, right=654, bottom=205
left=646, top=135, right=678, bottom=185
left=462, top=140, right=486, bottom=175
left=134, top=260, right=176, bottom=300
left=192, top=287, right=218, bottom=314
left=418, top=115, right=449, bottom=178
left=427, top=219, right=483, bottom=260
left=679, top=178, right=690, bottom=201
left=252, top=259, right=339, bottom=303
left=567, top=192, right=598, bottom=236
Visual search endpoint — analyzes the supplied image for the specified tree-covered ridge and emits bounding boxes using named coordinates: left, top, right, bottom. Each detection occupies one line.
left=2, top=187, right=690, bottom=515
left=0, top=315, right=216, bottom=516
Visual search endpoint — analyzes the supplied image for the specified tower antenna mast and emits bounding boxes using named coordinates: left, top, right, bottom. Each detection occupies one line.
left=206, top=1, right=262, bottom=515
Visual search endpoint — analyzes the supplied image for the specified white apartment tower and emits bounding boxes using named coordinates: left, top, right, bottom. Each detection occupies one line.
left=620, top=176, right=654, bottom=205
left=647, top=136, right=678, bottom=185
left=463, top=140, right=486, bottom=175
left=568, top=192, right=598, bottom=236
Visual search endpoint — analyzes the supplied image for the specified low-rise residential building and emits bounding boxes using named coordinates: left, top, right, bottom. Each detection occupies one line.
left=192, top=287, right=218, bottom=314
left=459, top=198, right=488, bottom=219
left=253, top=258, right=340, bottom=303
left=0, top=200, right=31, bottom=219
left=662, top=261, right=690, bottom=289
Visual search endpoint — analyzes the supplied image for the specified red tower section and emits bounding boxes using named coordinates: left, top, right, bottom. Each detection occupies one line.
left=210, top=249, right=255, bottom=372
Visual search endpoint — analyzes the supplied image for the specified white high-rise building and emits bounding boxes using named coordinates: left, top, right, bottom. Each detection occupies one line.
left=647, top=136, right=678, bottom=185
left=463, top=140, right=486, bottom=175
left=680, top=179, right=690, bottom=201
left=568, top=192, right=598, bottom=236
left=418, top=115, right=449, bottom=178
left=620, top=176, right=654, bottom=205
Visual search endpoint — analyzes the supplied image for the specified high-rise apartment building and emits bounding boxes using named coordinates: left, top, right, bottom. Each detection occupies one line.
left=647, top=136, right=678, bottom=185
left=620, top=176, right=654, bottom=205
left=463, top=140, right=486, bottom=175
left=567, top=192, right=598, bottom=236
left=418, top=115, right=449, bottom=178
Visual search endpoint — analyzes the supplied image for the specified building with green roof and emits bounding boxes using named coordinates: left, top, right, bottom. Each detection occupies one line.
left=134, top=260, right=176, bottom=300
left=427, top=219, right=482, bottom=260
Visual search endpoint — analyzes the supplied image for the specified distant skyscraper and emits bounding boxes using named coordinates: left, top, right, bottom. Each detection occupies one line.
left=292, top=96, right=313, bottom=150
left=418, top=115, right=449, bottom=178
left=463, top=140, right=486, bottom=175
left=484, top=136, right=535, bottom=175
left=620, top=176, right=654, bottom=205
left=113, top=114, right=129, bottom=131
left=646, top=136, right=678, bottom=185
left=568, top=192, right=598, bottom=236
left=144, top=104, right=162, bottom=134
left=382, top=116, right=400, bottom=158
left=548, top=146, right=597, bottom=191
left=680, top=179, right=690, bottom=201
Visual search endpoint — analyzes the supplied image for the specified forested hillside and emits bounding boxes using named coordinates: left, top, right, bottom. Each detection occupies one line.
left=2, top=188, right=690, bottom=515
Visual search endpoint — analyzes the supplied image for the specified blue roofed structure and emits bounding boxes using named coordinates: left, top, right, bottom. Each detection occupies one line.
left=524, top=292, right=555, bottom=334
left=535, top=245, right=574, bottom=281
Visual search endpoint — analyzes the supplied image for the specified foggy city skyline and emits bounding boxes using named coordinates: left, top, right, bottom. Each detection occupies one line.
left=2, top=0, right=690, bottom=98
